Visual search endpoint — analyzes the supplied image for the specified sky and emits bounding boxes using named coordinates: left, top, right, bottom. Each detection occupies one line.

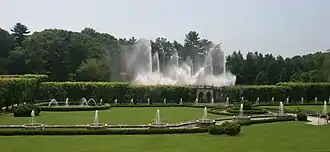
left=2, top=0, right=330, bottom=57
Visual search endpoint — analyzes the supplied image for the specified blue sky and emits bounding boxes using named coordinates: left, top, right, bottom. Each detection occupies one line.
left=2, top=0, right=330, bottom=57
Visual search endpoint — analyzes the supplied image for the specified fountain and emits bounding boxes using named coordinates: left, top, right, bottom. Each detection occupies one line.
left=180, top=98, right=183, bottom=105
left=147, top=98, right=150, bottom=105
left=211, top=97, right=214, bottom=105
left=276, top=102, right=288, bottom=117
left=195, top=98, right=198, bottom=105
left=81, top=97, right=88, bottom=106
left=225, top=97, right=229, bottom=107
left=87, top=110, right=107, bottom=130
left=256, top=97, right=260, bottom=105
left=286, top=97, right=290, bottom=104
left=315, top=97, right=318, bottom=104
left=48, top=99, right=58, bottom=107
left=114, top=99, right=118, bottom=104
left=197, top=107, right=216, bottom=128
left=322, top=101, right=327, bottom=116
left=87, top=98, right=97, bottom=106
left=301, top=97, right=304, bottom=104
left=100, top=99, right=103, bottom=105
left=163, top=98, right=166, bottom=104
left=149, top=109, right=169, bottom=129
left=65, top=98, right=69, bottom=107
left=125, top=39, right=236, bottom=86
left=130, top=98, right=134, bottom=104
left=241, top=97, right=244, bottom=101
left=23, top=110, right=44, bottom=130
left=233, top=103, right=251, bottom=121
left=271, top=97, right=274, bottom=103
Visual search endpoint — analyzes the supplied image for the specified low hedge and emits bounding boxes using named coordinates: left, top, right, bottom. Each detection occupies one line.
left=39, top=104, right=111, bottom=111
left=297, top=113, right=308, bottom=121
left=209, top=121, right=241, bottom=136
left=13, top=104, right=41, bottom=117
left=226, top=108, right=268, bottom=115
left=237, top=116, right=295, bottom=126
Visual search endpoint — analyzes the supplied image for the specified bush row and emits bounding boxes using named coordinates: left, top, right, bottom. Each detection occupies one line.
left=13, top=104, right=41, bottom=117
left=277, top=82, right=330, bottom=102
left=237, top=116, right=295, bottom=125
left=209, top=121, right=241, bottom=136
left=39, top=104, right=111, bottom=111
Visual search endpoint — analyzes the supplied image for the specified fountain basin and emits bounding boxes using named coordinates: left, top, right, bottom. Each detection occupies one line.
left=86, top=123, right=108, bottom=130
left=232, top=116, right=251, bottom=121
left=148, top=123, right=170, bottom=129
left=196, top=119, right=216, bottom=128
left=22, top=123, right=44, bottom=130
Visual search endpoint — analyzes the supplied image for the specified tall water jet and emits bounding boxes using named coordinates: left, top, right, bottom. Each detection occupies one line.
left=128, top=39, right=236, bottom=86
left=203, top=107, right=208, bottom=119
left=271, top=97, right=274, bottom=103
left=180, top=98, right=183, bottom=105
left=278, top=102, right=284, bottom=116
left=163, top=98, right=166, bottom=104
left=100, top=99, right=103, bottom=105
left=149, top=109, right=169, bottom=129
left=65, top=98, right=69, bottom=107
left=233, top=103, right=251, bottom=121
left=301, top=97, right=304, bottom=104
left=48, top=99, right=58, bottom=107
left=239, top=103, right=244, bottom=118
left=114, top=99, right=118, bottom=104
left=315, top=97, right=318, bottom=104
left=30, top=110, right=35, bottom=124
left=211, top=97, right=214, bottom=105
left=147, top=98, right=150, bottom=105
left=322, top=101, right=327, bottom=116
left=197, top=107, right=215, bottom=128
left=195, top=98, right=198, bottom=105
left=256, top=97, right=260, bottom=105
left=241, top=97, right=244, bottom=101
left=93, top=110, right=99, bottom=126
left=225, top=97, right=229, bottom=107
left=130, top=98, right=134, bottom=104
left=155, top=109, right=160, bottom=125
left=286, top=97, right=290, bottom=104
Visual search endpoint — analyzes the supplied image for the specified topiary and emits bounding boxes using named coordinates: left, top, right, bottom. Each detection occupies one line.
left=223, top=122, right=241, bottom=136
left=297, top=112, right=307, bottom=121
left=13, top=104, right=41, bottom=117
left=240, top=100, right=253, bottom=110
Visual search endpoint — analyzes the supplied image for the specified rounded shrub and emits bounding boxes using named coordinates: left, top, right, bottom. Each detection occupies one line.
left=223, top=122, right=241, bottom=136
left=208, top=125, right=225, bottom=135
left=297, top=112, right=307, bottom=121
left=13, top=104, right=41, bottom=117
left=240, top=100, right=252, bottom=110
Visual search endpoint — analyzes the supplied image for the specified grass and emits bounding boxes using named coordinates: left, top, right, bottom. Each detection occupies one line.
left=0, top=122, right=329, bottom=152
left=0, top=107, right=222, bottom=125
left=260, top=105, right=326, bottom=113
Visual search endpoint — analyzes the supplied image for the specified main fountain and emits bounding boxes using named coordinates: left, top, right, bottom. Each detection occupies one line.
left=122, top=39, right=236, bottom=86
left=196, top=107, right=216, bottom=128
left=148, top=109, right=169, bottom=129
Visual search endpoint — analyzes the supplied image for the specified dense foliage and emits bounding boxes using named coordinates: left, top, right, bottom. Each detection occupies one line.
left=13, top=104, right=41, bottom=117
left=209, top=121, right=241, bottom=136
left=297, top=113, right=308, bottom=121
left=0, top=23, right=329, bottom=83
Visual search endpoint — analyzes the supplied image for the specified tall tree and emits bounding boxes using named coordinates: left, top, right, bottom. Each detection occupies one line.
left=11, top=23, right=30, bottom=47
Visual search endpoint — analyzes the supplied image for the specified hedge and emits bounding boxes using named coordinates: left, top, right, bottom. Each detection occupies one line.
left=0, top=78, right=39, bottom=107
left=277, top=82, right=330, bottom=102
left=39, top=103, right=111, bottom=111
left=0, top=74, right=48, bottom=82
left=37, top=82, right=196, bottom=103
left=220, top=85, right=291, bottom=103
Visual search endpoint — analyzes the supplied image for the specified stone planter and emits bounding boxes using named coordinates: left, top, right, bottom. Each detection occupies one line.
left=22, top=123, right=44, bottom=130
left=148, top=123, right=170, bottom=129
left=86, top=123, right=108, bottom=130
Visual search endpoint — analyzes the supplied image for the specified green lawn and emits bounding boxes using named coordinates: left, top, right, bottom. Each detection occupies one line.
left=0, top=107, right=222, bottom=125
left=0, top=122, right=329, bottom=152
left=260, top=105, right=325, bottom=113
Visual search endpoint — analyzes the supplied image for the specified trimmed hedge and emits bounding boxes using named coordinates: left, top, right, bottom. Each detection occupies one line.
left=13, top=104, right=41, bottom=117
left=221, top=85, right=291, bottom=103
left=209, top=121, right=241, bottom=136
left=277, top=82, right=330, bottom=102
left=0, top=78, right=39, bottom=107
left=297, top=113, right=308, bottom=121
left=0, top=74, right=48, bottom=82
left=237, top=116, right=295, bottom=125
left=38, top=82, right=196, bottom=104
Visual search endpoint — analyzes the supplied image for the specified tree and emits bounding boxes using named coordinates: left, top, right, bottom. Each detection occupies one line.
left=11, top=23, right=30, bottom=47
left=76, top=58, right=110, bottom=81
left=0, top=28, right=13, bottom=74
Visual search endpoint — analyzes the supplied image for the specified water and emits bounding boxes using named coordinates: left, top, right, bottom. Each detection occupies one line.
left=239, top=103, right=244, bottom=117
left=100, top=99, right=103, bottom=105
left=93, top=110, right=99, bottom=126
left=147, top=98, right=150, bottom=105
left=87, top=98, right=97, bottom=106
left=301, top=97, right=304, bottom=104
left=241, top=97, right=244, bottom=101
left=225, top=97, right=229, bottom=107
left=328, top=97, right=330, bottom=104
left=315, top=97, right=318, bottom=104
left=155, top=109, right=161, bottom=125
left=286, top=97, right=289, bottom=104
left=30, top=110, right=35, bottom=124
left=65, top=98, right=69, bottom=107
left=114, top=99, right=118, bottom=104
left=126, top=39, right=236, bottom=86
left=130, top=98, right=134, bottom=104
left=180, top=98, right=183, bottom=105
left=163, top=98, right=166, bottom=104
left=271, top=97, right=274, bottom=103
left=279, top=102, right=284, bottom=116
left=81, top=97, right=88, bottom=106
left=195, top=98, right=198, bottom=105
left=211, top=97, right=214, bottom=105
left=202, top=107, right=208, bottom=119
left=256, top=97, right=260, bottom=105
left=322, top=101, right=327, bottom=115
left=48, top=99, right=58, bottom=107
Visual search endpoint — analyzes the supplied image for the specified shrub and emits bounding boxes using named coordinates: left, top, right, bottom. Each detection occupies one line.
left=13, top=104, right=41, bottom=117
left=297, top=112, right=308, bottom=121
left=222, top=121, right=241, bottom=136
left=208, top=125, right=225, bottom=135
left=238, top=117, right=295, bottom=126
left=239, top=100, right=252, bottom=110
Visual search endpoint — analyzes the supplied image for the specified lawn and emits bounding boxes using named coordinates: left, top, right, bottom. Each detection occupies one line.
left=0, top=107, right=221, bottom=125
left=260, top=105, right=326, bottom=113
left=0, top=122, right=329, bottom=152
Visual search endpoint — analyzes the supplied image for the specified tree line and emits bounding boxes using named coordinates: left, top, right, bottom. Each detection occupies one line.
left=0, top=23, right=329, bottom=84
